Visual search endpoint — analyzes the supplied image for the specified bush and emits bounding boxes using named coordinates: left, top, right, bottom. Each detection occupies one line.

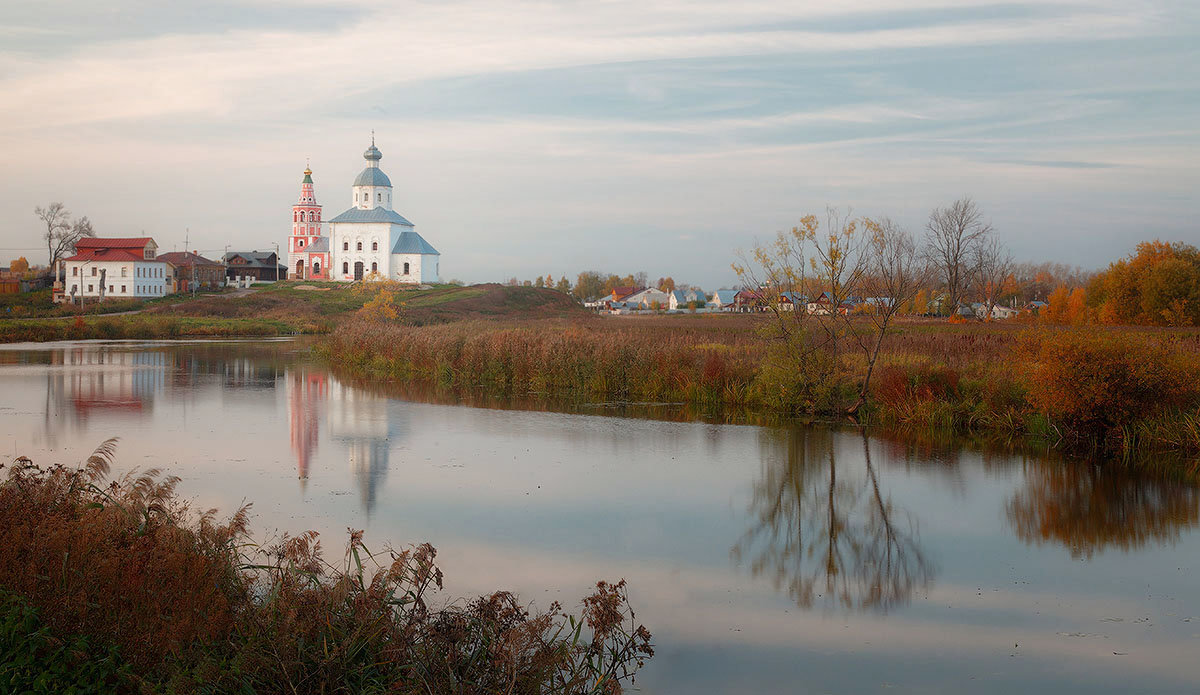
left=1020, top=329, right=1200, bottom=440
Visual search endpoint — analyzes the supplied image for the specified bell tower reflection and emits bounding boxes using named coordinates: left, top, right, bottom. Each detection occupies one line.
left=287, top=369, right=327, bottom=488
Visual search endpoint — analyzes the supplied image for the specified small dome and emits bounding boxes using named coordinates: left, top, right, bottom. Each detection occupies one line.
left=363, top=144, right=382, bottom=161
left=353, top=167, right=392, bottom=187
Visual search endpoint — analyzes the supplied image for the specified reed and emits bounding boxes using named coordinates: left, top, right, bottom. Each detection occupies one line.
left=0, top=441, right=653, bottom=694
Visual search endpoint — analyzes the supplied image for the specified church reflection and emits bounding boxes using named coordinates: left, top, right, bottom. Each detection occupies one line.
left=285, top=365, right=403, bottom=513
left=1007, top=462, right=1200, bottom=559
left=732, top=427, right=934, bottom=613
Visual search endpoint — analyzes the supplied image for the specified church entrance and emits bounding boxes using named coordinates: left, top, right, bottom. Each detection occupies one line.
left=296, top=260, right=305, bottom=279
left=354, top=261, right=364, bottom=280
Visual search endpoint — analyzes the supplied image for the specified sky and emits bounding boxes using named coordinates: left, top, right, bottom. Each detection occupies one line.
left=1, top=0, right=1197, bottom=287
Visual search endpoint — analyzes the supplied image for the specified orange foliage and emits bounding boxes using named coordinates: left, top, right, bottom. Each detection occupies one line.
left=1021, top=329, right=1199, bottom=436
left=1087, top=240, right=1200, bottom=326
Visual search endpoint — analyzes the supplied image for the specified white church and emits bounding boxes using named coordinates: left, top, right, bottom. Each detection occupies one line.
left=289, top=139, right=440, bottom=283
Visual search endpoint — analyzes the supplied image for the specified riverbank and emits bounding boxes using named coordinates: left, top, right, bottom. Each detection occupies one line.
left=0, top=443, right=652, bottom=693
left=317, top=315, right=1200, bottom=469
left=0, top=282, right=585, bottom=343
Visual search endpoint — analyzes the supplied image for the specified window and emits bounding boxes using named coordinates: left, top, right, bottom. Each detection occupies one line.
left=403, top=262, right=410, bottom=275
left=371, top=262, right=378, bottom=273
left=88, top=284, right=93, bottom=292
left=356, top=241, right=362, bottom=251
left=343, top=242, right=349, bottom=251
left=91, top=267, right=97, bottom=276
left=299, top=239, right=304, bottom=248
left=377, top=193, right=382, bottom=202
left=342, top=262, right=348, bottom=274
left=121, top=285, right=126, bottom=293
left=72, top=267, right=78, bottom=276
left=121, top=267, right=127, bottom=277
left=109, top=285, right=113, bottom=293
left=371, top=241, right=378, bottom=251
left=313, top=261, right=320, bottom=274
left=294, top=212, right=298, bottom=222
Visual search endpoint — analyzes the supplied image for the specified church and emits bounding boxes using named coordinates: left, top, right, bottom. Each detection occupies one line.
left=288, top=139, right=440, bottom=283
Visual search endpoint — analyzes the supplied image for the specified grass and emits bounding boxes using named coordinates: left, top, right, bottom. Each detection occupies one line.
left=318, top=314, right=1200, bottom=470
left=0, top=441, right=653, bottom=694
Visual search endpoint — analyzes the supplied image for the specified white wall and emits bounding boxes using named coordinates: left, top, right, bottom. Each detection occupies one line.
left=64, top=260, right=171, bottom=299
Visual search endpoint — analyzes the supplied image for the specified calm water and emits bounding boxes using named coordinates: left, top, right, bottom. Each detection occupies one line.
left=1, top=340, right=1198, bottom=694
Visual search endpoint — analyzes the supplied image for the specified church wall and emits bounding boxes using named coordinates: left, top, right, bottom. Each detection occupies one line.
left=331, top=222, right=393, bottom=280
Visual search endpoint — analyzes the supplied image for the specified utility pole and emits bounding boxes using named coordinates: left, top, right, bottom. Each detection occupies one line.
left=273, top=242, right=280, bottom=282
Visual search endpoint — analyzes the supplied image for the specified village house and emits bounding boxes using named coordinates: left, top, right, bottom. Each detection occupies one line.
left=668, top=288, right=706, bottom=311
left=157, top=251, right=226, bottom=292
left=59, top=237, right=173, bottom=302
left=624, top=287, right=670, bottom=309
left=709, top=289, right=738, bottom=311
left=223, top=250, right=288, bottom=283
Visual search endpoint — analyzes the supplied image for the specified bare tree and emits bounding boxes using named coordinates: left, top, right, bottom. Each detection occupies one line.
left=848, top=218, right=932, bottom=413
left=924, top=197, right=992, bottom=313
left=36, top=202, right=95, bottom=269
left=971, top=235, right=1013, bottom=320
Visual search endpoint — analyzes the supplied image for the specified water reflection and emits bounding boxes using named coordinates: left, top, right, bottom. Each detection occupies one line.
left=1007, top=463, right=1200, bottom=559
left=327, top=381, right=400, bottom=514
left=287, top=369, right=327, bottom=486
left=731, top=427, right=934, bottom=612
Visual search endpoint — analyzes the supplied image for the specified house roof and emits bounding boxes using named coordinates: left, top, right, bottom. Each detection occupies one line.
left=611, top=286, right=639, bottom=299
left=64, top=248, right=148, bottom=263
left=75, top=237, right=153, bottom=249
left=156, top=251, right=223, bottom=267
left=223, top=251, right=285, bottom=270
left=711, top=290, right=737, bottom=304
left=303, top=237, right=330, bottom=253
left=328, top=206, right=414, bottom=226
left=391, top=231, right=439, bottom=255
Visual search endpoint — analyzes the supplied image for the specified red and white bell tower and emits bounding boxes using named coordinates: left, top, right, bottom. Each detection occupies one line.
left=287, top=166, right=329, bottom=280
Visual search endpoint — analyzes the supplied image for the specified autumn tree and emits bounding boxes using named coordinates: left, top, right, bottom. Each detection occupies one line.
left=534, top=276, right=544, bottom=288
left=10, top=257, right=29, bottom=275
left=555, top=276, right=571, bottom=294
left=924, top=197, right=992, bottom=312
left=1087, top=240, right=1200, bottom=326
left=544, top=274, right=553, bottom=288
left=572, top=271, right=604, bottom=300
left=657, top=276, right=675, bottom=292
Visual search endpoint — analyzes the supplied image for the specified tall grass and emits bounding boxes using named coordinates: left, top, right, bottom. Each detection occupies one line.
left=0, top=441, right=653, bottom=694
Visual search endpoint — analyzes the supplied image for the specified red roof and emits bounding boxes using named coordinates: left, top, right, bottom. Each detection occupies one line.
left=611, top=286, right=640, bottom=300
left=63, top=248, right=146, bottom=262
left=75, top=237, right=153, bottom=249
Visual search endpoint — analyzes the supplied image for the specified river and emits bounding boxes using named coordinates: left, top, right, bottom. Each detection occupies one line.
left=1, top=339, right=1197, bottom=694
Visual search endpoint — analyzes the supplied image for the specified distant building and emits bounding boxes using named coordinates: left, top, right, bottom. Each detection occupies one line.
left=61, top=237, right=173, bottom=302
left=156, top=251, right=225, bottom=292
left=709, top=289, right=738, bottom=310
left=223, top=250, right=287, bottom=283
left=669, top=288, right=706, bottom=310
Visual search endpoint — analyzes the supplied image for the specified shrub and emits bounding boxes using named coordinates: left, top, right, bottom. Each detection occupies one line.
left=1020, top=329, right=1200, bottom=441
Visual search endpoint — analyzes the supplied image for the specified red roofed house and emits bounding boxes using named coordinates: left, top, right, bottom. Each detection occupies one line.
left=61, top=237, right=174, bottom=303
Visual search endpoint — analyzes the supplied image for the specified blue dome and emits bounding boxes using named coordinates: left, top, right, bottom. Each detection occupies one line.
left=363, top=144, right=382, bottom=161
left=353, top=167, right=392, bottom=187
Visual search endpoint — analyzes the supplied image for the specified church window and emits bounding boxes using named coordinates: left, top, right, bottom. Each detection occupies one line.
left=356, top=241, right=362, bottom=251
left=313, top=261, right=320, bottom=274
left=308, top=211, right=315, bottom=222
left=294, top=212, right=298, bottom=222
left=403, top=262, right=410, bottom=275
left=343, top=242, right=349, bottom=251
left=342, top=262, right=348, bottom=274
left=377, top=193, right=382, bottom=202
left=372, top=241, right=378, bottom=251
left=371, top=262, right=378, bottom=273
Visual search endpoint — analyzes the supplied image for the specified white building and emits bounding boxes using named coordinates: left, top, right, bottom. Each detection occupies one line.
left=328, top=140, right=440, bottom=283
left=60, top=237, right=173, bottom=302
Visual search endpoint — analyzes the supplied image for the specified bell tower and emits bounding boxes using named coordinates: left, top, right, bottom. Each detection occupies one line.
left=288, top=165, right=324, bottom=279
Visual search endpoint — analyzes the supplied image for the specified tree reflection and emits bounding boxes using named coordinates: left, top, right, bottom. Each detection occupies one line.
left=732, top=427, right=933, bottom=612
left=1007, top=463, right=1200, bottom=559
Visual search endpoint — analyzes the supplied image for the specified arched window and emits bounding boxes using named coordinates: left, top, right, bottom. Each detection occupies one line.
left=377, top=192, right=382, bottom=202
left=313, top=261, right=320, bottom=274
left=403, top=262, right=410, bottom=275
left=356, top=241, right=362, bottom=251
left=342, top=262, right=349, bottom=274
left=371, top=262, right=378, bottom=273
left=309, top=211, right=315, bottom=222
left=371, top=241, right=378, bottom=251
left=293, top=212, right=298, bottom=222
left=343, top=241, right=349, bottom=251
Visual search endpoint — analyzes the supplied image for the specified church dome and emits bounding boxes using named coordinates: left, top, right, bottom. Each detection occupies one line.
left=353, top=167, right=392, bottom=187
left=363, top=144, right=382, bottom=161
